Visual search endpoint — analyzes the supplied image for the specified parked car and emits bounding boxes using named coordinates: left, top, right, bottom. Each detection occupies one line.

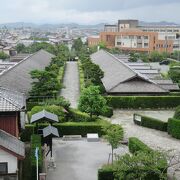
left=159, top=60, right=170, bottom=65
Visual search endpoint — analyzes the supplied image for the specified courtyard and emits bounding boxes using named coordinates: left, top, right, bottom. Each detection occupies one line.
left=46, top=139, right=128, bottom=180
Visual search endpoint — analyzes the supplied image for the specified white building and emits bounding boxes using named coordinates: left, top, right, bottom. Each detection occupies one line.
left=140, top=26, right=180, bottom=51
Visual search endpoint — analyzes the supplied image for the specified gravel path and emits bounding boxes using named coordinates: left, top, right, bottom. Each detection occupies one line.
left=110, top=110, right=179, bottom=152
left=60, top=62, right=80, bottom=108
left=110, top=110, right=180, bottom=179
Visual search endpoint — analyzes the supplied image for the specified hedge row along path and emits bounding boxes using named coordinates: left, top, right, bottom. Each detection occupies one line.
left=60, top=61, right=80, bottom=108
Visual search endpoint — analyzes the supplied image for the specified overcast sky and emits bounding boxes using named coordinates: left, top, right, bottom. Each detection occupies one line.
left=0, top=0, right=180, bottom=24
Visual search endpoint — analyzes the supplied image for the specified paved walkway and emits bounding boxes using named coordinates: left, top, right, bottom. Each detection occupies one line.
left=46, top=139, right=128, bottom=180
left=60, top=62, right=80, bottom=108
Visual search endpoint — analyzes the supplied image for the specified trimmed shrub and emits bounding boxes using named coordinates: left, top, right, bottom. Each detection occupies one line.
left=134, top=114, right=167, bottom=131
left=101, top=106, right=113, bottom=118
left=106, top=96, right=180, bottom=109
left=98, top=165, right=114, bottom=180
left=21, top=121, right=110, bottom=141
left=168, top=118, right=180, bottom=139
left=128, top=137, right=152, bottom=154
left=69, top=108, right=95, bottom=122
left=174, top=105, right=180, bottom=119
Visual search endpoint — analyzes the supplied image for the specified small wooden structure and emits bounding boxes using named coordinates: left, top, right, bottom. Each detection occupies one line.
left=30, top=109, right=59, bottom=124
left=43, top=125, right=59, bottom=157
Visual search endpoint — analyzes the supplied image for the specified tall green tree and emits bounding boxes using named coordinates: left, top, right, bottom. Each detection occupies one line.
left=150, top=51, right=164, bottom=62
left=104, top=124, right=123, bottom=164
left=78, top=85, right=107, bottom=119
left=72, top=38, right=83, bottom=52
left=29, top=70, right=60, bottom=96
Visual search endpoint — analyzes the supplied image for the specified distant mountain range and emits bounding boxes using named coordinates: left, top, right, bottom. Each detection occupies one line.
left=0, top=22, right=106, bottom=29
left=139, top=21, right=179, bottom=26
left=0, top=21, right=179, bottom=29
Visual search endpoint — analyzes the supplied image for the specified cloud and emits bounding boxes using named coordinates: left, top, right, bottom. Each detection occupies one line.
left=0, top=0, right=179, bottom=24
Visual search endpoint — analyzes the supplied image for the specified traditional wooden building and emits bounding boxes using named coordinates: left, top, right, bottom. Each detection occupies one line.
left=0, top=87, right=26, bottom=180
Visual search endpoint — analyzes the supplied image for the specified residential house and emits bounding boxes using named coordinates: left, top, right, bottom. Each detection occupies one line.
left=0, top=87, right=26, bottom=180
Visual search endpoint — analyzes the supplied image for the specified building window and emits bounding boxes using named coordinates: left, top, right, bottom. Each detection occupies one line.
left=0, top=162, right=8, bottom=174
left=144, top=36, right=148, bottom=40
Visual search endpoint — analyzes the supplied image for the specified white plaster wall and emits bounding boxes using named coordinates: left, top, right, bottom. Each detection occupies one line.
left=0, top=148, right=18, bottom=173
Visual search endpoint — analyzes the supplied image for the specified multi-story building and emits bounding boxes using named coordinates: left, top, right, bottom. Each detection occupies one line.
left=139, top=25, right=180, bottom=51
left=88, top=19, right=179, bottom=53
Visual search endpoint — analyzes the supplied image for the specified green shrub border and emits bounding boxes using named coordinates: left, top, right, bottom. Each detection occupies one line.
left=133, top=114, right=168, bottom=132
left=128, top=137, right=152, bottom=154
left=168, top=118, right=180, bottom=139
left=21, top=121, right=110, bottom=142
left=106, top=96, right=180, bottom=109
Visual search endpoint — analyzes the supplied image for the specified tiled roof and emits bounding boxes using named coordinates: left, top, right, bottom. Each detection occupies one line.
left=91, top=50, right=168, bottom=94
left=43, top=125, right=59, bottom=138
left=31, top=109, right=59, bottom=123
left=0, top=49, right=55, bottom=95
left=0, top=87, right=25, bottom=111
left=0, top=129, right=25, bottom=159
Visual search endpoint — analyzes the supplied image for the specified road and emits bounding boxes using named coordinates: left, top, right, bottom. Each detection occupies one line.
left=60, top=61, right=80, bottom=108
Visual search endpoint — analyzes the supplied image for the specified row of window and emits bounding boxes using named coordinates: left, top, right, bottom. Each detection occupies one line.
left=117, top=36, right=149, bottom=40
left=116, top=42, right=149, bottom=48
left=156, top=44, right=171, bottom=48
left=143, top=29, right=179, bottom=33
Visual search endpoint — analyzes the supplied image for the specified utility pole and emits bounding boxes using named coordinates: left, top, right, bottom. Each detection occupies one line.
left=35, top=147, right=39, bottom=180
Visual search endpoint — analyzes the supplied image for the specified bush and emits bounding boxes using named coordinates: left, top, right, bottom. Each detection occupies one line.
left=106, top=96, right=180, bottom=109
left=20, top=124, right=35, bottom=142
left=30, top=105, right=66, bottom=122
left=168, top=118, right=180, bottom=139
left=174, top=105, right=180, bottom=119
left=69, top=108, right=95, bottom=122
left=134, top=114, right=167, bottom=131
left=114, top=151, right=167, bottom=180
left=78, top=60, right=85, bottom=92
left=101, top=106, right=113, bottom=118
left=20, top=121, right=110, bottom=141
left=128, top=137, right=152, bottom=154
left=98, top=165, right=114, bottom=180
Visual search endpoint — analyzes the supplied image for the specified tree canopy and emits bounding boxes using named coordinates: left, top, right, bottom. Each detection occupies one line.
left=104, top=124, right=123, bottom=164
left=78, top=85, right=107, bottom=118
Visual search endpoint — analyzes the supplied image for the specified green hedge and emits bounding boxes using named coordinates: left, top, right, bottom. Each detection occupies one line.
left=98, top=166, right=114, bottom=180
left=106, top=96, right=180, bottom=109
left=20, top=121, right=109, bottom=142
left=69, top=108, right=94, bottom=122
left=168, top=118, right=180, bottom=139
left=128, top=137, right=152, bottom=154
left=174, top=105, right=180, bottom=119
left=134, top=114, right=167, bottom=131
left=78, top=60, right=85, bottom=92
